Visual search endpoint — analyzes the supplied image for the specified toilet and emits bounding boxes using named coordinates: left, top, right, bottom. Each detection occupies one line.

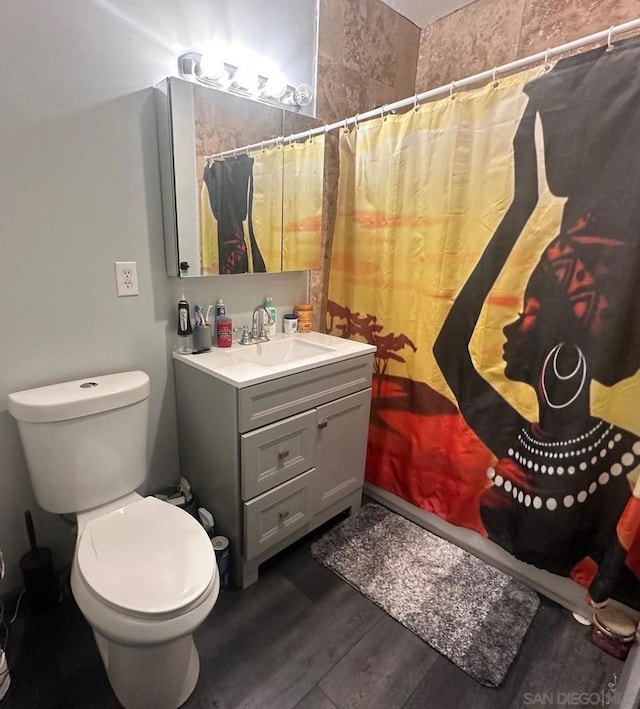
left=8, top=371, right=219, bottom=709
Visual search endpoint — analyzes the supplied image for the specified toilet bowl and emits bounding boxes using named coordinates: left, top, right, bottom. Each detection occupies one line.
left=8, top=371, right=219, bottom=709
left=71, top=493, right=219, bottom=708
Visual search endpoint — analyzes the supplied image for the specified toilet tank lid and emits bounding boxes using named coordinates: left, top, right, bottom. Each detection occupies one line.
left=8, top=371, right=150, bottom=423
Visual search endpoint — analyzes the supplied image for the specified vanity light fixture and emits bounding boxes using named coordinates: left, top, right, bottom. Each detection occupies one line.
left=178, top=50, right=313, bottom=110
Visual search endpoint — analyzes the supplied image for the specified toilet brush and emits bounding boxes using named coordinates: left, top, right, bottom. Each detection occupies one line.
left=19, top=511, right=58, bottom=613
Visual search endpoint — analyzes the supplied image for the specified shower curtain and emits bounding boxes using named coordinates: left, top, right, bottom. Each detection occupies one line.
left=199, top=138, right=324, bottom=274
left=328, top=36, right=640, bottom=607
left=200, top=147, right=283, bottom=274
left=282, top=135, right=325, bottom=271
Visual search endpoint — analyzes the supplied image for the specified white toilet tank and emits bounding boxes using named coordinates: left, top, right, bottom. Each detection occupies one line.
left=8, top=371, right=150, bottom=514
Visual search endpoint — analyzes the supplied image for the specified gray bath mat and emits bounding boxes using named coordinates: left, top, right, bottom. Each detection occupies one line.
left=310, top=503, right=540, bottom=687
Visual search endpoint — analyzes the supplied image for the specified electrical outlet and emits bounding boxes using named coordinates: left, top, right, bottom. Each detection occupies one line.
left=114, top=261, right=139, bottom=297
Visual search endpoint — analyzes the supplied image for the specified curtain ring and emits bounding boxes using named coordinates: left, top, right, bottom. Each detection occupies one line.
left=324, top=123, right=329, bottom=134
left=606, top=25, right=615, bottom=52
left=343, top=117, right=349, bottom=134
left=354, top=113, right=360, bottom=130
left=492, top=67, right=499, bottom=88
left=413, top=93, right=419, bottom=111
left=380, top=104, right=389, bottom=120
left=449, top=81, right=457, bottom=99
left=308, top=128, right=313, bottom=143
left=544, top=48, right=552, bottom=71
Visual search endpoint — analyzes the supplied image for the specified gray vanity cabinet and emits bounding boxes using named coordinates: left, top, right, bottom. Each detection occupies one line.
left=174, top=353, right=373, bottom=588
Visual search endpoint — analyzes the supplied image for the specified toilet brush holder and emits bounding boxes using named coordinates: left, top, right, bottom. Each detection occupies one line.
left=20, top=511, right=58, bottom=614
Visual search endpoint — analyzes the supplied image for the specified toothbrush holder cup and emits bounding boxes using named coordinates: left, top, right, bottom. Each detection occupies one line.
left=193, top=324, right=212, bottom=352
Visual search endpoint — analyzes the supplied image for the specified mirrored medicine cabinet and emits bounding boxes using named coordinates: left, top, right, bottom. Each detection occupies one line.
left=156, top=77, right=325, bottom=277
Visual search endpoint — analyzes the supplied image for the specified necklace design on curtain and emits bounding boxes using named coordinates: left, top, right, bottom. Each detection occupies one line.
left=487, top=424, right=640, bottom=513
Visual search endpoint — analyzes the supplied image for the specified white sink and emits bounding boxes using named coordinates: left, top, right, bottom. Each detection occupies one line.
left=173, top=331, right=377, bottom=387
left=223, top=337, right=336, bottom=367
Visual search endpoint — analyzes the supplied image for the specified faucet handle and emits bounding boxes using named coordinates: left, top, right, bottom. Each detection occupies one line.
left=233, top=325, right=251, bottom=345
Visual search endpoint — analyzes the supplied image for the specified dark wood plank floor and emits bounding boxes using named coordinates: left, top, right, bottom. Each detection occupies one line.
left=2, top=509, right=623, bottom=709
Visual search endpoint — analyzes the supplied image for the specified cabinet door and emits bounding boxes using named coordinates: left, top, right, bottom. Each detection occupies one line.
left=241, top=409, right=316, bottom=500
left=314, top=388, right=371, bottom=514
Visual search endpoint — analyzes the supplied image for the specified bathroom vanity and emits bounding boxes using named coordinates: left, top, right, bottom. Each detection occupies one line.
left=173, top=332, right=375, bottom=587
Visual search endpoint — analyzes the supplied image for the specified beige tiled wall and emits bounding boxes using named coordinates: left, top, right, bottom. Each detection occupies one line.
left=317, top=0, right=420, bottom=122
left=416, top=0, right=640, bottom=90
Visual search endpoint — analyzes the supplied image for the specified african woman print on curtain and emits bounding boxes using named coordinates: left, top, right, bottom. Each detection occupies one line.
left=328, top=35, right=640, bottom=608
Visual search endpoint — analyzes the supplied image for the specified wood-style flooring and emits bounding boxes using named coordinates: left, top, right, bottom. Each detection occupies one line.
left=2, top=509, right=623, bottom=708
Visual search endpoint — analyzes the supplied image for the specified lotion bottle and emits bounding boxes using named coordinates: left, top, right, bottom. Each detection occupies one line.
left=264, top=296, right=276, bottom=336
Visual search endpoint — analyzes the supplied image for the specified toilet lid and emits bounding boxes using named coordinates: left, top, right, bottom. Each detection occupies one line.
left=77, top=496, right=215, bottom=615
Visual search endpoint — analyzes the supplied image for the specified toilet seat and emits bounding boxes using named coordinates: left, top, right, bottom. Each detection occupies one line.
left=77, top=496, right=215, bottom=617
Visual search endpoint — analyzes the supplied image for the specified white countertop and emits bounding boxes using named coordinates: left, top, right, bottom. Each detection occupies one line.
left=172, top=331, right=377, bottom=388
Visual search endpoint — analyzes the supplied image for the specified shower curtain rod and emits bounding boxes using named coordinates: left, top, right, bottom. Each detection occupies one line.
left=207, top=18, right=640, bottom=161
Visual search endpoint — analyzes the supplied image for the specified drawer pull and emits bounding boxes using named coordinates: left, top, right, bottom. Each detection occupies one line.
left=278, top=449, right=290, bottom=458
left=318, top=421, right=328, bottom=430
left=279, top=510, right=290, bottom=522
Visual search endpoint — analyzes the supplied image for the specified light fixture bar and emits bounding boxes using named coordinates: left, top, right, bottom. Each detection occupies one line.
left=178, top=51, right=311, bottom=111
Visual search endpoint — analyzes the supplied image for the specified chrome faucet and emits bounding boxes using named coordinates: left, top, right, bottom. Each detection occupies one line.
left=251, top=304, right=272, bottom=342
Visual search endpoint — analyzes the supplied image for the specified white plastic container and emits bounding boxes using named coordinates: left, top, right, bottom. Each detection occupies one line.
left=283, top=313, right=298, bottom=334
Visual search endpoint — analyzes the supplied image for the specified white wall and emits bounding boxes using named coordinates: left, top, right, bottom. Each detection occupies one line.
left=0, top=0, right=308, bottom=594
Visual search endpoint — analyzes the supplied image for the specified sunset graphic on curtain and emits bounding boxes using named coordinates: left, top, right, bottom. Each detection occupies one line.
left=328, top=37, right=640, bottom=607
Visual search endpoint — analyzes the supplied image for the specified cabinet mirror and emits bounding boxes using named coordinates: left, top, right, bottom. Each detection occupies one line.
left=156, top=77, right=325, bottom=277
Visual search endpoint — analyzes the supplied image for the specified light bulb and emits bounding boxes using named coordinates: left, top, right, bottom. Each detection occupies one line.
left=292, top=83, right=313, bottom=107
left=262, top=71, right=288, bottom=99
left=199, top=49, right=226, bottom=81
left=232, top=65, right=260, bottom=95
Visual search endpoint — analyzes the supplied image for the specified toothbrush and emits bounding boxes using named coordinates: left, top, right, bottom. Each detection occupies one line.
left=205, top=305, right=213, bottom=325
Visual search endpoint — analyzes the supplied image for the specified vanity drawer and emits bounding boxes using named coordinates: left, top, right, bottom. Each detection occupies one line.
left=237, top=353, right=373, bottom=432
left=240, top=410, right=316, bottom=500
left=244, top=469, right=314, bottom=560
